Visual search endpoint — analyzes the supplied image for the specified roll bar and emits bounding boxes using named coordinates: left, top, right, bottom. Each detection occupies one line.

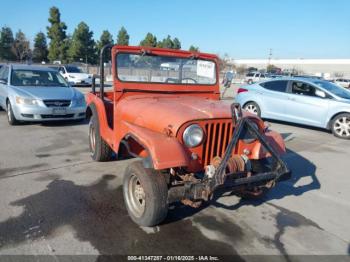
left=92, top=44, right=114, bottom=101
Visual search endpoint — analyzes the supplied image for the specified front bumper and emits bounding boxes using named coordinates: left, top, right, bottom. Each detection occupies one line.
left=12, top=103, right=86, bottom=121
left=168, top=103, right=291, bottom=203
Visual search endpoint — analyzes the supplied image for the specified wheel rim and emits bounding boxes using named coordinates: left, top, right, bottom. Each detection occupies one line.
left=7, top=103, right=12, bottom=122
left=334, top=116, right=350, bottom=138
left=89, top=120, right=96, bottom=154
left=244, top=104, right=258, bottom=115
left=127, top=174, right=146, bottom=217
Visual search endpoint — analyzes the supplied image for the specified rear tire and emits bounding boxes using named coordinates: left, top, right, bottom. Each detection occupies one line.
left=89, top=111, right=113, bottom=161
left=243, top=102, right=261, bottom=117
left=248, top=79, right=253, bottom=85
left=7, top=101, right=19, bottom=126
left=123, top=161, right=168, bottom=227
left=331, top=113, right=350, bottom=139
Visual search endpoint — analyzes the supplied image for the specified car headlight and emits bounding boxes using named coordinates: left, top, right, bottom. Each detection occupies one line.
left=183, top=124, right=204, bottom=148
left=15, top=96, right=39, bottom=105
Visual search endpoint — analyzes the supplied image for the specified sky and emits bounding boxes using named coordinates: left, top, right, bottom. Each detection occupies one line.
left=1, top=0, right=350, bottom=59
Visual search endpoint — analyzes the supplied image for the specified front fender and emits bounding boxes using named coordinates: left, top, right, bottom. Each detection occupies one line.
left=121, top=121, right=190, bottom=170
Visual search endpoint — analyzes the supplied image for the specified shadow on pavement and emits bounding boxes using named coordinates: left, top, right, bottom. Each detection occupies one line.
left=212, top=148, right=319, bottom=210
left=40, top=118, right=88, bottom=127
left=0, top=175, right=242, bottom=258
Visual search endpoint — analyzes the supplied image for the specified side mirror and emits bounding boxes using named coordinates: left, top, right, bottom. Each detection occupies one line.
left=315, top=89, right=326, bottom=98
left=0, top=79, right=7, bottom=85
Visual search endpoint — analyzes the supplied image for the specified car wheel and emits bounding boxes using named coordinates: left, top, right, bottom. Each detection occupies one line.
left=243, top=102, right=261, bottom=117
left=123, top=161, right=168, bottom=227
left=248, top=79, right=253, bottom=85
left=89, top=112, right=113, bottom=161
left=6, top=101, right=19, bottom=126
left=331, top=113, right=350, bottom=139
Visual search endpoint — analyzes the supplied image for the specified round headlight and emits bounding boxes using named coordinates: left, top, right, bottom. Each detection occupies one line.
left=183, top=124, right=204, bottom=148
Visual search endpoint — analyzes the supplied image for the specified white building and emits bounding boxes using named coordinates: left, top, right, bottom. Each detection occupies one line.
left=228, top=58, right=350, bottom=79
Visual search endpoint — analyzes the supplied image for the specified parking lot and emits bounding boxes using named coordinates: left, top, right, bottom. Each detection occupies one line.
left=0, top=85, right=349, bottom=260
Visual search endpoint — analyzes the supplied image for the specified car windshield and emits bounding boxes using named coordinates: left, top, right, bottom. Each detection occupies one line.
left=116, top=53, right=216, bottom=85
left=66, top=66, right=83, bottom=73
left=11, top=69, right=69, bottom=87
left=312, top=80, right=350, bottom=99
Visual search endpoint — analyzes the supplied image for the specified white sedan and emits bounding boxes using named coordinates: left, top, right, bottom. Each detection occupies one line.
left=58, top=65, right=92, bottom=86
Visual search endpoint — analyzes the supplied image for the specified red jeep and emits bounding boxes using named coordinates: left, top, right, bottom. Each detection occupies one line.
left=86, top=45, right=290, bottom=227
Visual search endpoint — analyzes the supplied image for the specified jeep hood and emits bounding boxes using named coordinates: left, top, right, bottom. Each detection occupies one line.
left=118, top=95, right=232, bottom=135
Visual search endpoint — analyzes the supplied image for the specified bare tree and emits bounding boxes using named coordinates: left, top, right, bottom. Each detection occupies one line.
left=12, top=30, right=31, bottom=62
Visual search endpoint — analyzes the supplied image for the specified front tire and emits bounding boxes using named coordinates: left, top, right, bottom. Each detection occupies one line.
left=7, top=101, right=19, bottom=126
left=331, top=113, right=350, bottom=139
left=243, top=102, right=261, bottom=117
left=89, top=112, right=113, bottom=161
left=123, top=161, right=168, bottom=227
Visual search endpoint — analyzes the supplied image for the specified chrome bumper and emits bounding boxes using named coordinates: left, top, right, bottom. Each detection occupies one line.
left=12, top=104, right=86, bottom=121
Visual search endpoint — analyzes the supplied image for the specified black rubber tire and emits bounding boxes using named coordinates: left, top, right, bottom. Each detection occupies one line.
left=248, top=79, right=253, bottom=85
left=6, top=101, right=19, bottom=126
left=243, top=101, right=261, bottom=117
left=89, top=108, right=113, bottom=161
left=123, top=161, right=168, bottom=227
left=331, top=113, right=350, bottom=140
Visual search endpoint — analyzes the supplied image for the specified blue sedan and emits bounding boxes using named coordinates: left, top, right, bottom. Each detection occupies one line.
left=236, top=77, right=350, bottom=139
left=0, top=64, right=86, bottom=125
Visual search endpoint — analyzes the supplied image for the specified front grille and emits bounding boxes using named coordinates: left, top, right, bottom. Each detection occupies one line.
left=202, top=120, right=234, bottom=166
left=41, top=114, right=74, bottom=119
left=43, top=100, right=71, bottom=107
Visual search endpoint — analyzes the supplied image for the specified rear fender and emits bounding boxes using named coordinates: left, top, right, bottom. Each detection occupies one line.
left=86, top=93, right=114, bottom=149
left=121, top=121, right=190, bottom=170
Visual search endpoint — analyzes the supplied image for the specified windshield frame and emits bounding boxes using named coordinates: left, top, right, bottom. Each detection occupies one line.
left=115, top=52, right=218, bottom=87
left=10, top=68, right=69, bottom=87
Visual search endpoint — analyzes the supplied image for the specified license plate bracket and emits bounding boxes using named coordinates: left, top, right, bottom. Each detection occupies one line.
left=52, top=108, right=67, bottom=115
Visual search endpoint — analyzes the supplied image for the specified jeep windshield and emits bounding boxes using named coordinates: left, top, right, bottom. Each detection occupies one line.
left=116, top=53, right=216, bottom=85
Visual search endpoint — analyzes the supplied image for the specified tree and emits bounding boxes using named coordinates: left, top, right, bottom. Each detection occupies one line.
left=0, top=26, right=16, bottom=61
left=189, top=45, right=199, bottom=52
left=172, top=37, right=181, bottom=49
left=116, top=26, right=129, bottom=46
left=236, top=65, right=247, bottom=76
left=139, top=33, right=157, bottom=47
left=68, top=22, right=96, bottom=64
left=96, top=30, right=114, bottom=62
left=12, top=30, right=31, bottom=62
left=47, top=6, right=68, bottom=62
left=32, top=32, right=48, bottom=63
left=157, top=35, right=181, bottom=49
left=157, top=35, right=173, bottom=49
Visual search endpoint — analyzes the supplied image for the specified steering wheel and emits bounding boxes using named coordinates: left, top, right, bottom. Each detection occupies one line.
left=181, top=77, right=197, bottom=84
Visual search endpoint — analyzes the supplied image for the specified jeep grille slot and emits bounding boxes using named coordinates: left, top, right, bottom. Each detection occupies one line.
left=202, top=121, right=234, bottom=166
